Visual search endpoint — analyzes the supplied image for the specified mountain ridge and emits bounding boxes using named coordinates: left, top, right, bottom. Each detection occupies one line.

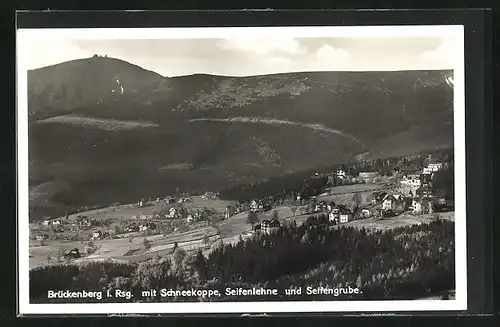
left=27, top=57, right=454, bottom=220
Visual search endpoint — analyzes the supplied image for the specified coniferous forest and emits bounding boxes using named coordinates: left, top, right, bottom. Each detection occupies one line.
left=30, top=219, right=455, bottom=303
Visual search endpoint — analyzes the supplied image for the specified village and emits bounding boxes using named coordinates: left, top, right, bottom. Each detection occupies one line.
left=28, top=153, right=454, bottom=269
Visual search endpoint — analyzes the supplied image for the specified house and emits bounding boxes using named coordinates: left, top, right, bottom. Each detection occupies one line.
left=400, top=174, right=422, bottom=188
left=358, top=172, right=379, bottom=179
left=336, top=169, right=347, bottom=180
left=202, top=192, right=219, bottom=200
left=76, top=216, right=91, bottom=227
left=412, top=197, right=433, bottom=215
left=382, top=194, right=406, bottom=212
left=92, top=231, right=102, bottom=240
left=125, top=223, right=139, bottom=232
left=42, top=220, right=50, bottom=227
left=241, top=231, right=254, bottom=239
left=165, top=197, right=176, bottom=204
left=250, top=200, right=259, bottom=213
left=360, top=208, right=371, bottom=218
left=168, top=207, right=178, bottom=218
left=178, top=197, right=192, bottom=204
left=328, top=206, right=352, bottom=224
left=253, top=223, right=262, bottom=232
left=420, top=173, right=433, bottom=184
left=373, top=192, right=388, bottom=203
left=416, top=185, right=433, bottom=198
left=422, top=167, right=434, bottom=175
left=357, top=172, right=379, bottom=183
left=261, top=219, right=280, bottom=234
left=35, top=235, right=48, bottom=241
left=64, top=248, right=81, bottom=259
left=225, top=205, right=236, bottom=220
left=328, top=210, right=339, bottom=224
left=339, top=214, right=349, bottom=223
left=399, top=165, right=421, bottom=174
left=186, top=214, right=194, bottom=223
left=427, top=163, right=443, bottom=172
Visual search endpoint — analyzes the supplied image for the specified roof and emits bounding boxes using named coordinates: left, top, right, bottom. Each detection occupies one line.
left=400, top=166, right=421, bottom=172
left=383, top=193, right=406, bottom=202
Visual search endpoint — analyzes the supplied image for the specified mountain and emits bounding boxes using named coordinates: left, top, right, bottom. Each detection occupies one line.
left=28, top=55, right=169, bottom=120
left=27, top=57, right=454, bottom=220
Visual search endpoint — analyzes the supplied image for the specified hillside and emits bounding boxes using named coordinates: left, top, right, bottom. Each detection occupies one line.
left=27, top=56, right=170, bottom=120
left=27, top=57, right=454, bottom=220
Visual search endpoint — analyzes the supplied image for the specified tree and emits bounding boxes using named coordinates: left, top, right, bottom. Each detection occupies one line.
left=173, top=248, right=187, bottom=267
left=202, top=234, right=211, bottom=248
left=57, top=248, right=64, bottom=262
left=272, top=209, right=279, bottom=220
left=85, top=241, right=96, bottom=254
left=246, top=212, right=259, bottom=227
left=143, top=238, right=151, bottom=250
left=193, top=249, right=207, bottom=281
left=209, top=216, right=219, bottom=227
left=352, top=193, right=363, bottom=207
left=356, top=275, right=363, bottom=288
left=39, top=239, right=45, bottom=246
left=291, top=207, right=297, bottom=217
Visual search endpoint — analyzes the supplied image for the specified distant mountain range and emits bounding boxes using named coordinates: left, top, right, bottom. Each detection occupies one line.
left=27, top=56, right=454, bottom=220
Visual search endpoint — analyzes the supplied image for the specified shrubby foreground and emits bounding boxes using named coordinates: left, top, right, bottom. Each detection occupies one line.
left=30, top=219, right=454, bottom=303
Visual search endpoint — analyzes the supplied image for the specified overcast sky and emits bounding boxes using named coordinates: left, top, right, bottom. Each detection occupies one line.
left=23, top=36, right=457, bottom=77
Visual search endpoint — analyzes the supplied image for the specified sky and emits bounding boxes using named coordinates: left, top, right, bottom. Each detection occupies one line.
left=21, top=31, right=459, bottom=77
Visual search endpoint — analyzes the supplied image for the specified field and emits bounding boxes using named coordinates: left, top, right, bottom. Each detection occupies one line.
left=36, top=115, right=160, bottom=131
left=28, top=183, right=454, bottom=270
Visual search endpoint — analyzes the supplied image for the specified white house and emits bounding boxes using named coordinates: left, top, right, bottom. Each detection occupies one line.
left=261, top=219, right=280, bottom=235
left=336, top=169, right=347, bottom=180
left=382, top=194, right=406, bottom=212
left=186, top=214, right=194, bottom=223
left=423, top=167, right=433, bottom=175
left=339, top=213, right=350, bottom=223
left=250, top=200, right=259, bottom=213
left=92, top=231, right=102, bottom=240
left=427, top=163, right=443, bottom=172
left=400, top=174, right=421, bottom=188
left=169, top=207, right=178, bottom=218
left=225, top=205, right=236, bottom=220
left=42, top=220, right=50, bottom=226
left=329, top=207, right=352, bottom=224
left=328, top=211, right=337, bottom=223
left=361, top=208, right=371, bottom=218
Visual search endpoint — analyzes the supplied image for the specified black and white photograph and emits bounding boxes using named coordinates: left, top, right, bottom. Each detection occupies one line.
left=17, top=25, right=466, bottom=314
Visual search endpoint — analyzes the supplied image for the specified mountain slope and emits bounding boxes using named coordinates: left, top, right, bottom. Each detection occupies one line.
left=28, top=56, right=170, bottom=120
left=26, top=57, right=454, bottom=220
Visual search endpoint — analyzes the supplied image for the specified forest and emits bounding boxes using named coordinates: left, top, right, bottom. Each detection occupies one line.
left=219, top=149, right=453, bottom=203
left=30, top=219, right=455, bottom=303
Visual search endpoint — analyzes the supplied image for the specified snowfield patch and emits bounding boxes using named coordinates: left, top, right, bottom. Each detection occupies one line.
left=188, top=117, right=361, bottom=143
left=36, top=115, right=159, bottom=131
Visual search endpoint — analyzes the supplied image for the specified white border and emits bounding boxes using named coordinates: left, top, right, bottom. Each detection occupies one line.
left=17, top=25, right=467, bottom=315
